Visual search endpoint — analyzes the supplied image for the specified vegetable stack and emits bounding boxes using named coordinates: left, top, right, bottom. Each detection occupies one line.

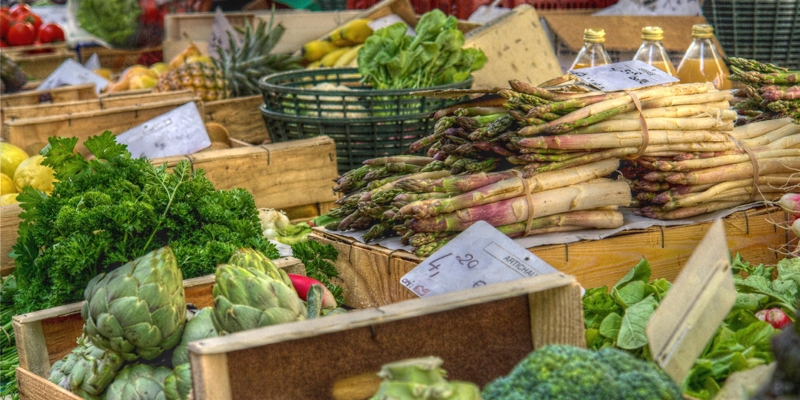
left=625, top=118, right=800, bottom=219
left=729, top=57, right=800, bottom=123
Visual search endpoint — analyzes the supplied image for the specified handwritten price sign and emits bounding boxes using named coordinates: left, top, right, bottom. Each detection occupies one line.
left=569, top=60, right=679, bottom=92
left=400, top=221, right=558, bottom=298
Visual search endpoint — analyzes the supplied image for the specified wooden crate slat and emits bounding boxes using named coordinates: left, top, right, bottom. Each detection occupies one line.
left=203, top=95, right=269, bottom=145
left=0, top=84, right=97, bottom=108
left=16, top=367, right=82, bottom=400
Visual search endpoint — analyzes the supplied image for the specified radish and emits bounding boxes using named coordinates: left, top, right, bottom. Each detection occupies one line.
left=778, top=193, right=800, bottom=223
left=756, top=308, right=792, bottom=329
left=288, top=273, right=337, bottom=309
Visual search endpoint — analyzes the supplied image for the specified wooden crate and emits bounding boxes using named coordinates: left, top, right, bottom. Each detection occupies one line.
left=76, top=45, right=163, bottom=73
left=311, top=206, right=790, bottom=309
left=204, top=95, right=270, bottom=144
left=2, top=43, right=78, bottom=80
left=0, top=136, right=338, bottom=276
left=0, top=83, right=97, bottom=108
left=11, top=257, right=304, bottom=389
left=4, top=97, right=204, bottom=156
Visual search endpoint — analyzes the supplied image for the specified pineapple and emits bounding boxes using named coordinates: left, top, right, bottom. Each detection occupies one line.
left=154, top=15, right=302, bottom=101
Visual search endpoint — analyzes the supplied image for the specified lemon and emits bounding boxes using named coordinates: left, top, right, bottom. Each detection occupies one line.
left=0, top=173, right=15, bottom=195
left=13, top=155, right=57, bottom=193
left=0, top=142, right=29, bottom=178
left=0, top=193, right=18, bottom=205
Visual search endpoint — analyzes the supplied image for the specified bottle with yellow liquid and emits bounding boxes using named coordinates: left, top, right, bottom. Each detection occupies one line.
left=569, top=28, right=612, bottom=70
left=675, top=24, right=732, bottom=90
left=632, top=26, right=676, bottom=75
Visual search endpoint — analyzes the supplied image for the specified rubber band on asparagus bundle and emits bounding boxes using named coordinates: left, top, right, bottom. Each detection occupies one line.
left=726, top=133, right=762, bottom=202
left=511, top=169, right=537, bottom=237
left=622, top=89, right=650, bottom=159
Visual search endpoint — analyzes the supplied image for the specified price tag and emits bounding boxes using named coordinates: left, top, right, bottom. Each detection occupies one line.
left=367, top=14, right=416, bottom=36
left=646, top=219, right=736, bottom=384
left=38, top=59, right=109, bottom=94
left=208, top=7, right=243, bottom=59
left=115, top=102, right=211, bottom=159
left=400, top=220, right=558, bottom=298
left=84, top=53, right=101, bottom=71
left=569, top=60, right=679, bottom=92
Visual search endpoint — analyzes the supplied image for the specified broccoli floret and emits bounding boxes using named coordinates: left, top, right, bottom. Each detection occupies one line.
left=482, top=345, right=683, bottom=400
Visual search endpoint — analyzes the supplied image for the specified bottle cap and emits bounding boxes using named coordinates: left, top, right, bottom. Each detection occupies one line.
left=691, top=24, right=714, bottom=39
left=583, top=28, right=606, bottom=43
left=642, top=26, right=664, bottom=41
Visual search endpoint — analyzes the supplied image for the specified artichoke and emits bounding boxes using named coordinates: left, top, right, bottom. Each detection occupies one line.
left=211, top=264, right=307, bottom=335
left=172, top=307, right=218, bottom=367
left=48, top=335, right=124, bottom=398
left=104, top=364, right=172, bottom=400
left=228, top=247, right=293, bottom=287
left=164, top=363, right=192, bottom=400
left=82, top=247, right=187, bottom=361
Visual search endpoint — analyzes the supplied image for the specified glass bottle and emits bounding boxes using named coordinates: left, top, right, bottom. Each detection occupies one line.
left=675, top=24, right=732, bottom=90
left=632, top=26, right=676, bottom=76
left=569, top=28, right=612, bottom=70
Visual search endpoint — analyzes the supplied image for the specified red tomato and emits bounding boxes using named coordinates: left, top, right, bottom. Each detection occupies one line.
left=15, top=12, right=41, bottom=32
left=8, top=4, right=31, bottom=18
left=0, top=39, right=7, bottom=48
left=0, top=7, right=9, bottom=15
left=0, top=14, right=9, bottom=40
left=37, top=23, right=64, bottom=44
left=7, top=21, right=34, bottom=46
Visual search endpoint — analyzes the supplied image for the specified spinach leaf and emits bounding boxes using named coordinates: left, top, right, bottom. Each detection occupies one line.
left=599, top=312, right=622, bottom=339
left=617, top=295, right=658, bottom=350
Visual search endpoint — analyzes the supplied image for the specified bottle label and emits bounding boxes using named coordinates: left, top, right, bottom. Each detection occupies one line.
left=570, top=60, right=679, bottom=92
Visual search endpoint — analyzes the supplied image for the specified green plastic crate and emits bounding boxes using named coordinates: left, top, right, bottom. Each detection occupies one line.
left=258, top=68, right=473, bottom=173
left=703, top=0, right=800, bottom=69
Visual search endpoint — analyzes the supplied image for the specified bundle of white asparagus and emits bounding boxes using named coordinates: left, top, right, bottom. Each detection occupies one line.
left=627, top=118, right=800, bottom=219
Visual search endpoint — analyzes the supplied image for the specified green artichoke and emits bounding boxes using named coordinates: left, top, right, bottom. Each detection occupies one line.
left=82, top=247, right=187, bottom=361
left=228, top=247, right=293, bottom=287
left=370, top=357, right=482, bottom=400
left=164, top=363, right=192, bottom=400
left=172, top=307, right=217, bottom=367
left=104, top=364, right=172, bottom=400
left=211, top=264, right=307, bottom=335
left=48, top=335, right=124, bottom=398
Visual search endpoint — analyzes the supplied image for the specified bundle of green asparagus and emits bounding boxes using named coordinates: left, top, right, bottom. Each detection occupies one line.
left=729, top=57, right=800, bottom=123
left=624, top=118, right=800, bottom=219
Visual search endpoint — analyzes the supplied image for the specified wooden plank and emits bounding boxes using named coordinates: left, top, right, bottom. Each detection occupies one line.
left=203, top=95, right=269, bottom=145
left=76, top=45, right=162, bottom=73
left=16, top=367, right=82, bottom=400
left=529, top=283, right=585, bottom=349
left=1, top=203, right=22, bottom=276
left=190, top=136, right=339, bottom=210
left=0, top=84, right=97, bottom=108
left=5, top=98, right=204, bottom=156
left=191, top=353, right=232, bottom=400
left=12, top=257, right=304, bottom=376
left=5, top=44, right=78, bottom=80
left=311, top=206, right=789, bottom=307
left=187, top=274, right=580, bottom=399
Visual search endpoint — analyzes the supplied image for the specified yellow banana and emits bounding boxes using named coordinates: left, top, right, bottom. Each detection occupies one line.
left=328, top=28, right=354, bottom=47
left=341, top=19, right=373, bottom=44
left=303, top=40, right=338, bottom=62
left=306, top=61, right=322, bottom=69
left=168, top=43, right=202, bottom=70
left=320, top=47, right=352, bottom=67
left=348, top=57, right=358, bottom=68
left=334, top=44, right=363, bottom=67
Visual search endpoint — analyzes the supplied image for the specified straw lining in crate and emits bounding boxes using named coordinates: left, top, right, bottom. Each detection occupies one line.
left=703, top=0, right=800, bottom=69
left=258, top=67, right=472, bottom=172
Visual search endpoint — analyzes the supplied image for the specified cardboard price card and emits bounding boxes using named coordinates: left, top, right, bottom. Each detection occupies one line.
left=400, top=220, right=558, bottom=297
left=208, top=7, right=243, bottom=59
left=569, top=60, right=679, bottom=92
left=38, top=59, right=109, bottom=94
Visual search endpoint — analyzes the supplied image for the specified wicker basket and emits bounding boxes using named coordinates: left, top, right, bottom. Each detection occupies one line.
left=259, top=68, right=473, bottom=173
left=703, top=0, right=800, bottom=69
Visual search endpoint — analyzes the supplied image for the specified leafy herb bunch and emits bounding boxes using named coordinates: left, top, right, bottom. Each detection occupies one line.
left=11, top=132, right=277, bottom=313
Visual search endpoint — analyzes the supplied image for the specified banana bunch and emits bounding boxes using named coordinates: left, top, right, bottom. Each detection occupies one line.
left=302, top=18, right=373, bottom=69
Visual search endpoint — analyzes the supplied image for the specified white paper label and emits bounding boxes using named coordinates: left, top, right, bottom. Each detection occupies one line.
left=38, top=58, right=109, bottom=94
left=653, top=0, right=702, bottom=15
left=400, top=220, right=558, bottom=298
left=31, top=5, right=70, bottom=26
left=208, top=7, right=243, bottom=59
left=116, top=102, right=211, bottom=159
left=569, top=60, right=679, bottom=92
left=368, top=14, right=416, bottom=36
left=84, top=53, right=101, bottom=70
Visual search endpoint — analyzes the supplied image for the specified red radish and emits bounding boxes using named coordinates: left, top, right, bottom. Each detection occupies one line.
left=778, top=193, right=800, bottom=223
left=756, top=308, right=792, bottom=329
left=287, top=273, right=337, bottom=309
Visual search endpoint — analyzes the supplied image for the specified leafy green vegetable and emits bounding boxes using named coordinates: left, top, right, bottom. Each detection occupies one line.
left=291, top=240, right=344, bottom=306
left=617, top=296, right=658, bottom=350
left=357, top=9, right=487, bottom=90
left=11, top=132, right=277, bottom=314
left=75, top=0, right=142, bottom=47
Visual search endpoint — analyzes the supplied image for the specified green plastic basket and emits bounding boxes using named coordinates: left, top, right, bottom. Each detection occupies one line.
left=315, top=0, right=347, bottom=10
left=258, top=68, right=473, bottom=173
left=703, top=0, right=800, bottom=69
